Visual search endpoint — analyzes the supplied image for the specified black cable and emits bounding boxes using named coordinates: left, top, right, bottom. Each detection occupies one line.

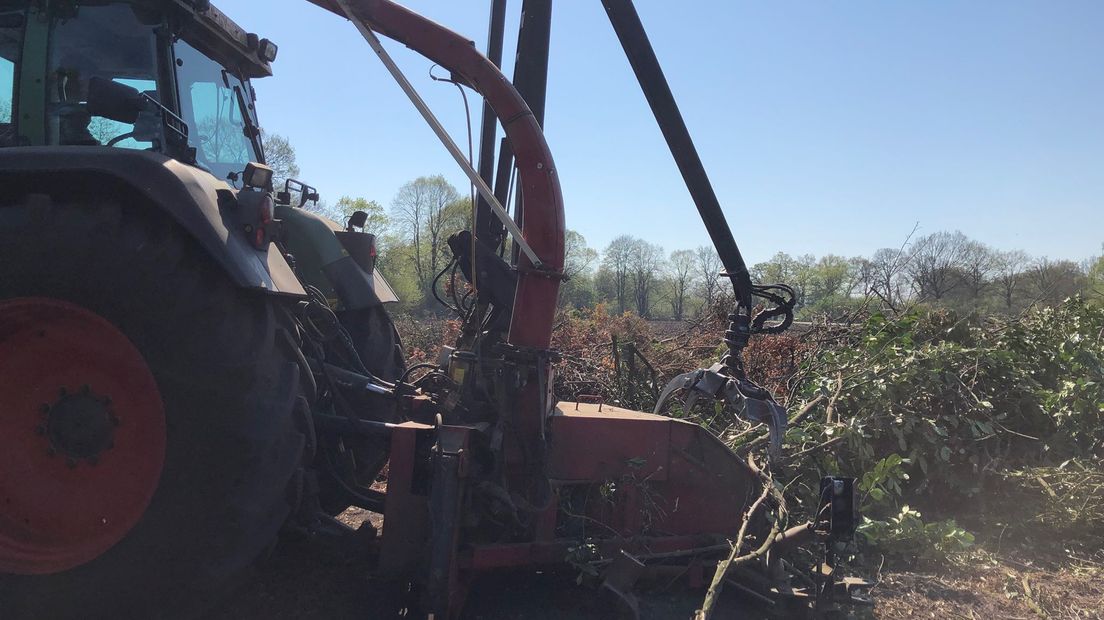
left=400, top=362, right=439, bottom=384
left=431, top=258, right=462, bottom=314
left=750, top=283, right=797, bottom=334
left=300, top=284, right=375, bottom=377
left=429, top=64, right=476, bottom=209
left=449, top=260, right=463, bottom=313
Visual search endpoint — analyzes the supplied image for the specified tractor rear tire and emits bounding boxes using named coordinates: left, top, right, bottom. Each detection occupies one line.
left=0, top=194, right=307, bottom=619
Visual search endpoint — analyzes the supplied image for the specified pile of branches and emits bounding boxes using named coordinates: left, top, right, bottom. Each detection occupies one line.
left=999, top=459, right=1104, bottom=555
left=394, top=298, right=1103, bottom=566
left=734, top=297, right=1104, bottom=565
left=550, top=304, right=806, bottom=410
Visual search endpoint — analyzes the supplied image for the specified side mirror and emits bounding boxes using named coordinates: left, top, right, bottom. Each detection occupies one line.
left=86, top=77, right=144, bottom=124
left=347, top=210, right=369, bottom=231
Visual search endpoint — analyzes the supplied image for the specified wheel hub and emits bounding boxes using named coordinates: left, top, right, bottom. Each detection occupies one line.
left=0, top=297, right=166, bottom=575
left=43, top=387, right=118, bottom=464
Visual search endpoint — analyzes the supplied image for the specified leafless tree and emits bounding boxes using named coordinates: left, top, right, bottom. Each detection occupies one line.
left=860, top=247, right=909, bottom=311
left=993, top=249, right=1030, bottom=311
left=1025, top=257, right=1086, bottom=306
left=694, top=245, right=724, bottom=309
left=959, top=240, right=998, bottom=299
left=601, top=235, right=636, bottom=314
left=907, top=230, right=970, bottom=301
left=630, top=239, right=665, bottom=317
left=666, top=249, right=698, bottom=320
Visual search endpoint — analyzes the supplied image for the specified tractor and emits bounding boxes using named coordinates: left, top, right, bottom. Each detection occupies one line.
left=0, top=1, right=864, bottom=618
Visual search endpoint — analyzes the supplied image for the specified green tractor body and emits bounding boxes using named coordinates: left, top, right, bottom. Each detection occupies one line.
left=0, top=2, right=403, bottom=617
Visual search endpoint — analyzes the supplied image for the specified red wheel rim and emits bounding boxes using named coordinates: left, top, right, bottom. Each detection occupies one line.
left=0, top=297, right=166, bottom=575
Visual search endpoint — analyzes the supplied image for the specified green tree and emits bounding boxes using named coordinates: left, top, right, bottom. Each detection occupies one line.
left=559, top=230, right=599, bottom=309
left=1087, top=250, right=1104, bottom=301
left=389, top=175, right=462, bottom=294
left=308, top=196, right=388, bottom=231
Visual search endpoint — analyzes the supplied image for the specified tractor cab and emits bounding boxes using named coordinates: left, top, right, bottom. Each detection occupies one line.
left=1, top=0, right=399, bottom=307
left=0, top=0, right=272, bottom=185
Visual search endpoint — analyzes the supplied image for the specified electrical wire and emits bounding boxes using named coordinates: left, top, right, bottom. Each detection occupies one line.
left=430, top=64, right=480, bottom=299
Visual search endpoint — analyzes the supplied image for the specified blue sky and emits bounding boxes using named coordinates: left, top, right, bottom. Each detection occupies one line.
left=218, top=0, right=1103, bottom=264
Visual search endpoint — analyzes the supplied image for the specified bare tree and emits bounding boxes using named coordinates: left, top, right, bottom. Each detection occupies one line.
left=666, top=249, right=698, bottom=320
left=960, top=240, right=997, bottom=299
left=629, top=239, right=665, bottom=317
left=993, top=249, right=1030, bottom=311
left=907, top=231, right=970, bottom=301
left=1025, top=257, right=1086, bottom=306
left=390, top=175, right=461, bottom=292
left=860, top=248, right=908, bottom=311
left=694, top=245, right=724, bottom=309
left=601, top=235, right=636, bottom=314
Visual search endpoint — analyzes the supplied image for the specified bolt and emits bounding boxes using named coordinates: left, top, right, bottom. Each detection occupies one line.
left=66, top=458, right=77, bottom=469
left=34, top=425, right=45, bottom=436
left=87, top=456, right=99, bottom=466
left=80, top=385, right=91, bottom=395
left=101, top=396, right=112, bottom=406
left=46, top=446, right=56, bottom=457
left=58, top=387, right=67, bottom=397
left=40, top=403, right=50, bottom=414
left=106, top=439, right=115, bottom=450
left=109, top=414, right=121, bottom=427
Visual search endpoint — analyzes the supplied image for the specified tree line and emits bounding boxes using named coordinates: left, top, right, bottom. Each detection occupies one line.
left=587, top=230, right=1102, bottom=320
left=262, top=135, right=1103, bottom=318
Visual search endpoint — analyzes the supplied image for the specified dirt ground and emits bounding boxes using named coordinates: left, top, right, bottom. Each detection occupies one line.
left=207, top=508, right=1103, bottom=620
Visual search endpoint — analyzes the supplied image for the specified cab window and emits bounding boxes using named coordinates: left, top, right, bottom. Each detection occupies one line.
left=46, top=4, right=159, bottom=148
left=174, top=40, right=261, bottom=182
left=0, top=6, right=23, bottom=146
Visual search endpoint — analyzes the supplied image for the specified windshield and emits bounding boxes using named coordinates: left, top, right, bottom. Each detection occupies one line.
left=173, top=40, right=263, bottom=183
left=46, top=4, right=160, bottom=149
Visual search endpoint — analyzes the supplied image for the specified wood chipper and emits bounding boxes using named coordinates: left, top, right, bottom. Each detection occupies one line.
left=0, top=0, right=866, bottom=618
